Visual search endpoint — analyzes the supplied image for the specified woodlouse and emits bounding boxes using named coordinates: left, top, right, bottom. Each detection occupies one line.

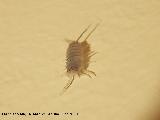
left=63, top=24, right=99, bottom=93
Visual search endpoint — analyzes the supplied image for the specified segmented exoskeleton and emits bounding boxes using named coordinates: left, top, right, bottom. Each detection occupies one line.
left=63, top=24, right=99, bottom=93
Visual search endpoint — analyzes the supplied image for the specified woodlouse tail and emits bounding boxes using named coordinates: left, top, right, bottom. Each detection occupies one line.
left=76, top=24, right=91, bottom=42
left=60, top=75, right=75, bottom=95
left=84, top=23, right=100, bottom=41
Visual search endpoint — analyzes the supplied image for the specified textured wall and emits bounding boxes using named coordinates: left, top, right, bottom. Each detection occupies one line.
left=0, top=0, right=160, bottom=120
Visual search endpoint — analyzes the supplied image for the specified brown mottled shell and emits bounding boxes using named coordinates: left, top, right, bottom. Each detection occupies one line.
left=62, top=24, right=99, bottom=93
left=66, top=40, right=91, bottom=76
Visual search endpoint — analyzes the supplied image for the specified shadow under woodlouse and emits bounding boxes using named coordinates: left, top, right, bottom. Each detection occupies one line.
left=61, top=23, right=100, bottom=94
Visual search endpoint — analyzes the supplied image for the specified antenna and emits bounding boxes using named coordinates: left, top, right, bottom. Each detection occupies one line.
left=84, top=23, right=100, bottom=41
left=76, top=24, right=91, bottom=42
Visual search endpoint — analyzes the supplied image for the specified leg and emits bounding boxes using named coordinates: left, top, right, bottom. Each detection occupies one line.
left=89, top=52, right=97, bottom=58
left=82, top=72, right=92, bottom=78
left=86, top=70, right=96, bottom=76
left=90, top=61, right=96, bottom=63
left=77, top=73, right=81, bottom=78
left=89, top=51, right=97, bottom=58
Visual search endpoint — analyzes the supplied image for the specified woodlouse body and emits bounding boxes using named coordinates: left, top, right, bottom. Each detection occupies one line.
left=66, top=40, right=91, bottom=76
left=63, top=24, right=99, bottom=92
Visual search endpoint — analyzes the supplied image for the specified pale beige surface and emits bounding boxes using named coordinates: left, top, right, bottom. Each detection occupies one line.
left=0, top=0, right=160, bottom=120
